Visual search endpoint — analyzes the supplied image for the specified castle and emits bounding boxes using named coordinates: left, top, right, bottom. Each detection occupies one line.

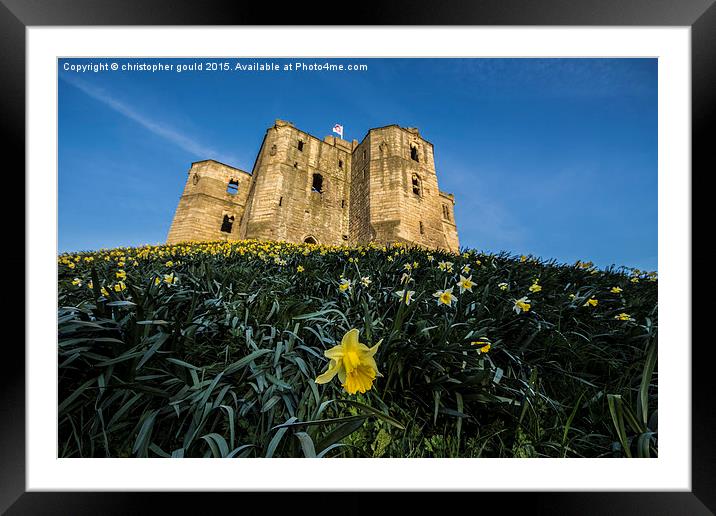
left=166, top=120, right=459, bottom=252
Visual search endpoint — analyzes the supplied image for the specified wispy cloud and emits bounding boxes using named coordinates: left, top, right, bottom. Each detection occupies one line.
left=61, top=75, right=238, bottom=165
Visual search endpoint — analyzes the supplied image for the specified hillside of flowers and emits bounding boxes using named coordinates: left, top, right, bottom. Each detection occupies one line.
left=57, top=240, right=658, bottom=458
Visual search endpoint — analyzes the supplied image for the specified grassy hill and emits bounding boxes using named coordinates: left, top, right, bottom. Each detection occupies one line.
left=57, top=240, right=657, bottom=458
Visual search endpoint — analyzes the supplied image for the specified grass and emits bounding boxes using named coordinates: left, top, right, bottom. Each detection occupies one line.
left=57, top=240, right=657, bottom=458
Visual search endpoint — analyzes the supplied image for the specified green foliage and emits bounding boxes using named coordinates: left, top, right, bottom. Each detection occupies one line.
left=57, top=241, right=657, bottom=458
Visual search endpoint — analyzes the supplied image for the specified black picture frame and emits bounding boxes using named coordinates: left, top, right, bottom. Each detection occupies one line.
left=3, top=1, right=711, bottom=513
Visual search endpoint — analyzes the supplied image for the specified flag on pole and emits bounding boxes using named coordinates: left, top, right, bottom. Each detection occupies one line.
left=332, top=123, right=344, bottom=139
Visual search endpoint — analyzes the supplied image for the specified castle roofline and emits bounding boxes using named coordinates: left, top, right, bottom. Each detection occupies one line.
left=191, top=159, right=251, bottom=175
left=353, top=124, right=434, bottom=148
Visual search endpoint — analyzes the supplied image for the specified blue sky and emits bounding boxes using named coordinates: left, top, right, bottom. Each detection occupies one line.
left=58, top=58, right=657, bottom=270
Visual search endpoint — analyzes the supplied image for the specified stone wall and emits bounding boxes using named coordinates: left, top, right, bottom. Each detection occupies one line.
left=167, top=120, right=460, bottom=252
left=166, top=160, right=251, bottom=244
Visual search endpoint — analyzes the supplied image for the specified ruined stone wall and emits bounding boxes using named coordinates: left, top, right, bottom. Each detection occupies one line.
left=166, top=160, right=251, bottom=244
left=242, top=120, right=352, bottom=246
left=167, top=120, right=459, bottom=252
left=360, top=126, right=459, bottom=251
left=439, top=191, right=460, bottom=253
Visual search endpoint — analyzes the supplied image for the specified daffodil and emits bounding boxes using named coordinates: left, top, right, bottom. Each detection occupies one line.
left=498, top=282, right=509, bottom=291
left=438, top=261, right=454, bottom=273
left=116, top=270, right=127, bottom=280
left=520, top=255, right=528, bottom=263
left=614, top=313, right=633, bottom=321
left=71, top=278, right=82, bottom=287
left=513, top=296, right=531, bottom=313
left=165, top=261, right=174, bottom=267
left=471, top=341, right=491, bottom=354
left=113, top=282, right=127, bottom=292
left=630, top=277, right=639, bottom=283
left=461, top=264, right=471, bottom=275
left=457, top=275, right=474, bottom=293
left=361, top=276, right=372, bottom=287
left=163, top=273, right=178, bottom=285
left=297, top=265, right=305, bottom=273
left=610, top=286, right=623, bottom=294
left=433, top=287, right=457, bottom=307
left=529, top=282, right=542, bottom=293
left=314, top=329, right=382, bottom=395
left=339, top=278, right=352, bottom=292
left=583, top=298, right=598, bottom=307
left=395, top=289, right=415, bottom=305
left=101, top=286, right=109, bottom=296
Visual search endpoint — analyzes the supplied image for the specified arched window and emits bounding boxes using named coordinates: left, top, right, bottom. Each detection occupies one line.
left=411, top=173, right=422, bottom=196
left=304, top=236, right=318, bottom=244
left=227, top=179, right=239, bottom=195
left=220, top=214, right=235, bottom=233
left=311, top=173, right=323, bottom=193
left=410, top=144, right=419, bottom=162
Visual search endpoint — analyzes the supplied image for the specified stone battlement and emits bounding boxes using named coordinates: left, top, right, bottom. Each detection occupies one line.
left=167, top=120, right=459, bottom=252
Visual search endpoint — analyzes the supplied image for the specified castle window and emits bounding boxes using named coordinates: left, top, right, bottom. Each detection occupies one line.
left=341, top=199, right=345, bottom=208
left=338, top=159, right=343, bottom=169
left=419, top=221, right=424, bottom=234
left=298, top=140, right=304, bottom=152
left=311, top=173, right=323, bottom=193
left=294, top=162, right=298, bottom=168
left=363, top=149, right=366, bottom=160
left=227, top=179, right=239, bottom=195
left=410, top=145, right=419, bottom=162
left=442, top=204, right=450, bottom=221
left=279, top=196, right=283, bottom=207
left=411, top=173, right=422, bottom=196
left=304, top=236, right=317, bottom=244
left=220, top=214, right=235, bottom=233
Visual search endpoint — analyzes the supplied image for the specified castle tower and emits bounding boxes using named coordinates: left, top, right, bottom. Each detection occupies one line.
left=350, top=125, right=459, bottom=252
left=239, top=120, right=353, bottom=245
left=166, top=160, right=251, bottom=244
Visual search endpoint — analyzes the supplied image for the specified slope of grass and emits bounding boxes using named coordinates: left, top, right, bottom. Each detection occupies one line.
left=57, top=240, right=657, bottom=458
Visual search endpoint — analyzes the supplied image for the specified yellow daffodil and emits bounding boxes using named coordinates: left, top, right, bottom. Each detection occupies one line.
left=395, top=289, right=415, bottom=305
left=438, top=261, right=454, bottom=273
left=165, top=261, right=174, bottom=267
left=297, top=265, right=305, bottom=273
left=339, top=278, right=352, bottom=292
left=614, top=313, right=633, bottom=321
left=101, top=287, right=109, bottom=296
left=520, top=255, right=527, bottom=262
left=584, top=298, right=598, bottom=307
left=498, top=282, right=509, bottom=291
left=513, top=296, right=531, bottom=313
left=87, top=280, right=93, bottom=289
left=154, top=277, right=161, bottom=286
left=471, top=341, right=491, bottom=354
left=610, top=286, right=623, bottom=294
left=461, top=264, right=471, bottom=275
left=314, top=328, right=382, bottom=395
left=113, top=282, right=126, bottom=292
left=71, top=278, right=82, bottom=287
left=529, top=282, right=542, bottom=293
left=433, top=287, right=457, bottom=307
left=427, top=254, right=435, bottom=263
left=630, top=277, right=639, bottom=283
left=163, top=273, right=178, bottom=285
left=457, top=275, right=474, bottom=293
left=361, top=276, right=372, bottom=287
left=116, top=270, right=127, bottom=280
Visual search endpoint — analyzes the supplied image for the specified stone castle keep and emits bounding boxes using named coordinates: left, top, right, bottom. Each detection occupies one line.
left=166, top=120, right=459, bottom=252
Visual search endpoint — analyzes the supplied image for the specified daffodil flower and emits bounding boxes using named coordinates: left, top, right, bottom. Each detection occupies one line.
left=314, top=329, right=382, bottom=395
left=513, top=296, right=531, bottom=313
left=498, top=282, right=509, bottom=291
left=457, top=275, right=474, bottom=293
left=361, top=276, right=372, bottom=287
left=71, top=278, right=82, bottom=287
left=583, top=298, right=598, bottom=307
left=529, top=282, right=542, bottom=293
left=395, top=289, right=415, bottom=305
left=297, top=265, right=305, bottom=273
left=339, top=278, right=352, bottom=292
left=610, top=287, right=623, bottom=294
left=614, top=313, right=633, bottom=321
left=433, top=287, right=457, bottom=307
